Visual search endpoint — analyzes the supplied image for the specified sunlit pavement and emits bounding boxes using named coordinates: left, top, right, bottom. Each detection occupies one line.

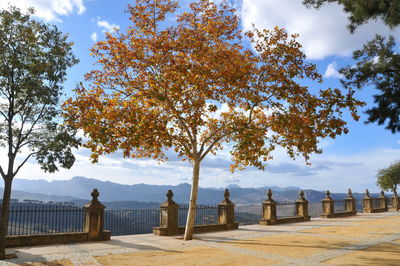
left=3, top=212, right=400, bottom=265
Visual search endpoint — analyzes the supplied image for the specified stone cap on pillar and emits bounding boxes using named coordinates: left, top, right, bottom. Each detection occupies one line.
left=394, top=189, right=398, bottom=197
left=324, top=190, right=332, bottom=200
left=84, top=188, right=105, bottom=211
left=262, top=189, right=275, bottom=204
left=379, top=190, right=386, bottom=198
left=363, top=189, right=371, bottom=199
left=296, top=190, right=308, bottom=203
left=161, top=190, right=179, bottom=207
left=219, top=189, right=234, bottom=206
left=346, top=188, right=354, bottom=199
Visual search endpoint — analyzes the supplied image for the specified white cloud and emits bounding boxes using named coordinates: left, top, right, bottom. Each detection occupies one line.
left=0, top=0, right=86, bottom=22
left=90, top=32, right=97, bottom=42
left=96, top=18, right=119, bottom=33
left=324, top=62, right=344, bottom=79
left=6, top=141, right=398, bottom=193
left=240, top=0, right=399, bottom=60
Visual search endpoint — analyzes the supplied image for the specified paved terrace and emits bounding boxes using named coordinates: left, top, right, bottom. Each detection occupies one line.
left=2, top=212, right=400, bottom=266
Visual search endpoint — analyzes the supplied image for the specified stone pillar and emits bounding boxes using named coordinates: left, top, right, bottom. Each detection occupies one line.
left=345, top=188, right=357, bottom=214
left=391, top=189, right=399, bottom=211
left=84, top=189, right=109, bottom=241
left=260, top=189, right=277, bottom=225
left=379, top=190, right=388, bottom=211
left=363, top=189, right=373, bottom=213
left=159, top=190, right=179, bottom=235
left=296, top=190, right=310, bottom=221
left=218, top=189, right=235, bottom=228
left=321, top=190, right=334, bottom=218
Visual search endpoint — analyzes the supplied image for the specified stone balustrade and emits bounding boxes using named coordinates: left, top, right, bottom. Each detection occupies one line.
left=363, top=189, right=388, bottom=213
left=320, top=189, right=357, bottom=218
left=6, top=189, right=111, bottom=248
left=153, top=189, right=238, bottom=236
left=259, top=189, right=310, bottom=225
left=389, top=189, right=400, bottom=211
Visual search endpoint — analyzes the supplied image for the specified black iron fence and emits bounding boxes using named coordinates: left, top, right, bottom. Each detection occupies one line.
left=104, top=209, right=160, bottom=236
left=2, top=203, right=221, bottom=237
left=333, top=200, right=346, bottom=213
left=2, top=194, right=392, bottom=237
left=178, top=204, right=218, bottom=227
left=4, top=204, right=84, bottom=235
left=308, top=202, right=323, bottom=217
left=276, top=201, right=297, bottom=218
left=372, top=198, right=381, bottom=209
left=235, top=204, right=262, bottom=225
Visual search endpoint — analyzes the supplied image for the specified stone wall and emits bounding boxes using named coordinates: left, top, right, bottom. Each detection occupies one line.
left=5, top=231, right=111, bottom=248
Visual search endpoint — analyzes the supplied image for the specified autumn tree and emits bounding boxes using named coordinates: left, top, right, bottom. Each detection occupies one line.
left=304, top=0, right=400, bottom=133
left=377, top=161, right=400, bottom=192
left=0, top=7, right=80, bottom=259
left=64, top=0, right=363, bottom=240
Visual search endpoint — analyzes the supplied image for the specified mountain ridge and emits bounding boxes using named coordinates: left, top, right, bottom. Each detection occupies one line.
left=3, top=176, right=377, bottom=204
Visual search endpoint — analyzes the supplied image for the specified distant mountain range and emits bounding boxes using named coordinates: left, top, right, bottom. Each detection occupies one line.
left=0, top=176, right=379, bottom=206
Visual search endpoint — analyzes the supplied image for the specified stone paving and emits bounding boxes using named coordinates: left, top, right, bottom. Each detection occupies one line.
left=2, top=212, right=400, bottom=265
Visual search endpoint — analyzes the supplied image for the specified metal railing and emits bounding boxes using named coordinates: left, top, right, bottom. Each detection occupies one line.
left=276, top=201, right=297, bottom=218
left=308, top=202, right=323, bottom=217
left=333, top=200, right=346, bottom=213
left=4, top=204, right=84, bottom=235
left=371, top=198, right=382, bottom=209
left=178, top=204, right=218, bottom=227
left=235, top=204, right=262, bottom=225
left=104, top=209, right=160, bottom=236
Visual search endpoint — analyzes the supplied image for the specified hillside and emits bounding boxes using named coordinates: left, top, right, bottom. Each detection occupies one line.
left=4, top=176, right=376, bottom=205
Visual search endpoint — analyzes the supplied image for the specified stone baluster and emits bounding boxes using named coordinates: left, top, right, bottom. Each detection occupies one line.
left=379, top=190, right=388, bottom=211
left=392, top=189, right=399, bottom=211
left=260, top=189, right=277, bottom=225
left=321, top=190, right=334, bottom=218
left=296, top=190, right=310, bottom=221
left=345, top=188, right=357, bottom=214
left=363, top=189, right=373, bottom=213
left=157, top=190, right=179, bottom=236
left=84, top=189, right=110, bottom=241
left=218, top=189, right=236, bottom=228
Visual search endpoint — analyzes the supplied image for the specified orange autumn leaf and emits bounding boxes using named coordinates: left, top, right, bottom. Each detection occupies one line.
left=63, top=0, right=364, bottom=240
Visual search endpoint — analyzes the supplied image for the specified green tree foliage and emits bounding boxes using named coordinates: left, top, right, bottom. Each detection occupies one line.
left=0, top=7, right=80, bottom=259
left=303, top=0, right=400, bottom=32
left=340, top=35, right=400, bottom=133
left=377, top=161, right=400, bottom=192
left=304, top=0, right=400, bottom=133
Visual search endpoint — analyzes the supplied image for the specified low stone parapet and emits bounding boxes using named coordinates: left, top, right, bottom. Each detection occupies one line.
left=389, top=189, right=399, bottom=211
left=363, top=190, right=388, bottom=213
left=320, top=189, right=357, bottom=218
left=5, top=188, right=111, bottom=248
left=154, top=222, right=239, bottom=236
left=153, top=189, right=238, bottom=236
left=262, top=216, right=306, bottom=225
left=260, top=189, right=310, bottom=225
left=5, top=231, right=111, bottom=248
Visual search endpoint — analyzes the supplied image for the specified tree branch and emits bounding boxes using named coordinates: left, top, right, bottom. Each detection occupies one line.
left=13, top=152, right=37, bottom=177
left=199, top=130, right=231, bottom=161
left=16, top=103, right=47, bottom=151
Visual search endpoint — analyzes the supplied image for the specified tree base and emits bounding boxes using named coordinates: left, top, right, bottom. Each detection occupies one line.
left=3, top=253, right=17, bottom=260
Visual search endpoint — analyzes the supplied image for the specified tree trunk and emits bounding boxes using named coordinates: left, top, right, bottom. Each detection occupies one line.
left=183, top=159, right=200, bottom=240
left=0, top=177, right=12, bottom=259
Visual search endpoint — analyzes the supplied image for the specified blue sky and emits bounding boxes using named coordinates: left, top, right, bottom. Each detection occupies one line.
left=1, top=0, right=400, bottom=193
